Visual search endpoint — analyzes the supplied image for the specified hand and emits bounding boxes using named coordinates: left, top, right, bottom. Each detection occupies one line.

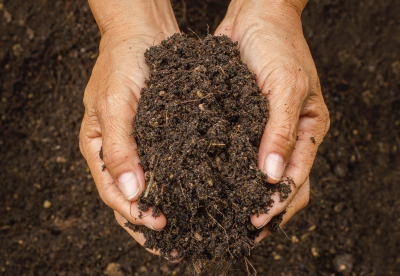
left=79, top=0, right=180, bottom=255
left=215, top=0, right=330, bottom=240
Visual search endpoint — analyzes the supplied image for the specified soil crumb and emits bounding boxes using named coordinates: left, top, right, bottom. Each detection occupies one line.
left=127, top=33, right=292, bottom=274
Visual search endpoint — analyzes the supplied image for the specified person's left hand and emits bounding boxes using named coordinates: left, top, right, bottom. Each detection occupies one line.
left=215, top=0, right=330, bottom=240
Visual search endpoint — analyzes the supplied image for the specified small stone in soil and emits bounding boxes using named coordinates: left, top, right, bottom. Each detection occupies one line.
left=333, top=254, right=354, bottom=273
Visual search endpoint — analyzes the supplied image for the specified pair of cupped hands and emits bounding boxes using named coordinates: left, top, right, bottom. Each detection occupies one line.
left=79, top=0, right=329, bottom=258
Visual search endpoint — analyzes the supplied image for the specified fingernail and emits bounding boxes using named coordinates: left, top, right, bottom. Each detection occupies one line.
left=117, top=172, right=139, bottom=200
left=257, top=217, right=271, bottom=229
left=144, top=224, right=162, bottom=231
left=264, top=153, right=285, bottom=181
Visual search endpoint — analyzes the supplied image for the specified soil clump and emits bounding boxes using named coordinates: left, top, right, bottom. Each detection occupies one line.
left=127, top=34, right=291, bottom=273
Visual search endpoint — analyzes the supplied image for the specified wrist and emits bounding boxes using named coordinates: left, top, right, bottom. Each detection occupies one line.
left=89, top=0, right=179, bottom=48
left=230, top=0, right=308, bottom=15
left=220, top=0, right=307, bottom=39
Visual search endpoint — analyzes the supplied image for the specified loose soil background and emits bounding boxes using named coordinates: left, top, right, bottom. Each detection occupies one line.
left=1, top=0, right=399, bottom=275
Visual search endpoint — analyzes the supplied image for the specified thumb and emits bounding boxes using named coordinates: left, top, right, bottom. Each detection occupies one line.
left=96, top=74, right=145, bottom=201
left=258, top=70, right=309, bottom=183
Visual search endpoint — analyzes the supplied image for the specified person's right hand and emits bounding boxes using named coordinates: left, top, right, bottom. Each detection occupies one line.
left=79, top=0, right=180, bottom=255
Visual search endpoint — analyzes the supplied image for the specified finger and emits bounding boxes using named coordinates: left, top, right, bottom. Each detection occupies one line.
left=252, top=176, right=309, bottom=228
left=253, top=108, right=323, bottom=226
left=115, top=211, right=182, bottom=262
left=258, top=66, right=310, bottom=183
left=80, top=108, right=146, bottom=203
left=95, top=74, right=145, bottom=201
left=255, top=177, right=310, bottom=242
left=286, top=99, right=329, bottom=182
left=81, top=129, right=166, bottom=230
left=114, top=210, right=160, bottom=256
left=252, top=95, right=328, bottom=227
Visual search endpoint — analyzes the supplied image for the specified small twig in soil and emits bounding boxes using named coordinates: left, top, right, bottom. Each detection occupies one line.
left=244, top=257, right=257, bottom=276
left=353, top=145, right=362, bottom=160
left=157, top=108, right=170, bottom=128
left=207, top=143, right=226, bottom=152
left=179, top=182, right=194, bottom=212
left=188, top=28, right=201, bottom=40
left=245, top=243, right=251, bottom=256
left=218, top=259, right=231, bottom=275
left=180, top=98, right=202, bottom=104
left=244, top=256, right=249, bottom=274
left=144, top=156, right=159, bottom=198
left=179, top=182, right=187, bottom=200
left=213, top=205, right=225, bottom=218
left=279, top=226, right=292, bottom=241
left=179, top=93, right=215, bottom=104
left=206, top=210, right=233, bottom=258
left=180, top=0, right=187, bottom=22
left=218, top=66, right=226, bottom=75
left=225, top=125, right=241, bottom=145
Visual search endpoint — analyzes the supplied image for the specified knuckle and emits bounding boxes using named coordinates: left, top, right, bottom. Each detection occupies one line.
left=78, top=114, right=97, bottom=159
left=293, top=72, right=310, bottom=95
left=83, top=73, right=124, bottom=115
left=313, top=105, right=328, bottom=125
left=94, top=96, right=108, bottom=117
left=309, top=102, right=330, bottom=139
left=265, top=63, right=309, bottom=96
left=279, top=65, right=310, bottom=96
left=103, top=144, right=129, bottom=171
left=270, top=121, right=297, bottom=154
left=319, top=107, right=331, bottom=136
left=310, top=84, right=330, bottom=136
left=95, top=76, right=130, bottom=116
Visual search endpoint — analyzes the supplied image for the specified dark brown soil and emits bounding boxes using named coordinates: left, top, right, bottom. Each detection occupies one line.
left=128, top=34, right=291, bottom=272
left=1, top=0, right=400, bottom=275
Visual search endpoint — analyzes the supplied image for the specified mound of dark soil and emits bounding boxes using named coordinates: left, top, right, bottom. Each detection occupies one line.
left=127, top=34, right=292, bottom=273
